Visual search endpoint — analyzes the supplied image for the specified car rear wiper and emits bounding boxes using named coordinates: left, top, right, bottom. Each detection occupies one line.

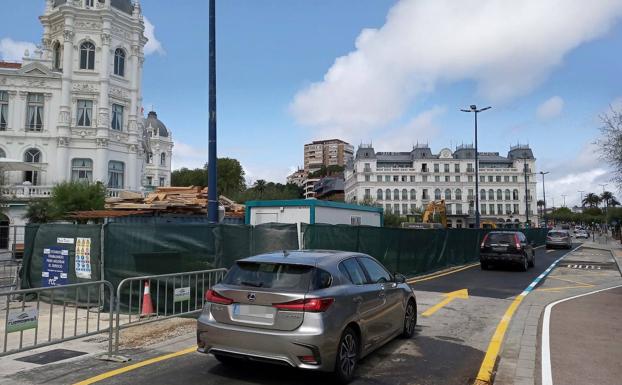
left=241, top=281, right=264, bottom=287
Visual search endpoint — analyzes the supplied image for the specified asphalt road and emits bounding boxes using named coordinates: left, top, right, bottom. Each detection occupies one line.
left=10, top=245, right=576, bottom=385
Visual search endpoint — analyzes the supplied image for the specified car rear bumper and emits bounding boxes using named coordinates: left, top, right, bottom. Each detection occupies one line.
left=480, top=253, right=525, bottom=264
left=546, top=240, right=571, bottom=248
left=196, top=305, right=338, bottom=372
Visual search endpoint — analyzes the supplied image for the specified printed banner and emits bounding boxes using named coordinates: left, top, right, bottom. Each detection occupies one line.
left=75, top=237, right=92, bottom=279
left=7, top=308, right=38, bottom=333
left=42, top=246, right=69, bottom=287
left=174, top=287, right=191, bottom=303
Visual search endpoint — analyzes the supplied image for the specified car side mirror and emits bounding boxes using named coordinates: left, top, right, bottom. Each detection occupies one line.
left=394, top=273, right=406, bottom=284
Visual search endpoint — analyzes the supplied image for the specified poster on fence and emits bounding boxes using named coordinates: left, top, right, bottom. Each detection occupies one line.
left=7, top=308, right=38, bottom=333
left=75, top=237, right=92, bottom=279
left=42, top=246, right=68, bottom=287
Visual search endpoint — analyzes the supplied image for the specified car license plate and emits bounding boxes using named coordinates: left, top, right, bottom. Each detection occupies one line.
left=232, top=304, right=275, bottom=319
left=492, top=246, right=507, bottom=252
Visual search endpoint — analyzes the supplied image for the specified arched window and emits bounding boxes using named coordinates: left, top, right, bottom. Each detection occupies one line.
left=445, top=189, right=451, bottom=200
left=0, top=148, right=5, bottom=158
left=402, top=189, right=408, bottom=200
left=455, top=189, right=462, bottom=200
left=434, top=188, right=441, bottom=200
left=410, top=189, right=416, bottom=200
left=377, top=189, right=383, bottom=200
left=52, top=41, right=61, bottom=70
left=488, top=189, right=494, bottom=201
left=108, top=161, right=125, bottom=189
left=497, top=189, right=503, bottom=200
left=505, top=189, right=511, bottom=200
left=114, top=48, right=125, bottom=76
left=160, top=153, right=166, bottom=166
left=394, top=189, right=400, bottom=201
left=480, top=189, right=486, bottom=200
left=23, top=148, right=41, bottom=185
left=513, top=189, right=519, bottom=200
left=385, top=189, right=391, bottom=201
left=80, top=42, right=95, bottom=70
left=146, top=152, right=153, bottom=164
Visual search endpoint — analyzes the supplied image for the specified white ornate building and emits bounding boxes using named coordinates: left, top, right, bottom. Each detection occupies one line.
left=0, top=0, right=173, bottom=235
left=345, top=144, right=538, bottom=228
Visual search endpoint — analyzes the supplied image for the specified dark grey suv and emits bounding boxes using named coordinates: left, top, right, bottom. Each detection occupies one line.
left=480, top=231, right=535, bottom=271
left=196, top=250, right=417, bottom=383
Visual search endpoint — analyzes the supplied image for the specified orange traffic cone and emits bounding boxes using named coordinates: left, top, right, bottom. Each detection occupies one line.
left=140, top=280, right=155, bottom=317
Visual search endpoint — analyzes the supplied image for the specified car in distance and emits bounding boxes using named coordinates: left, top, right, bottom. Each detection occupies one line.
left=574, top=230, right=590, bottom=239
left=546, top=230, right=573, bottom=249
left=480, top=231, right=535, bottom=271
left=196, top=250, right=417, bottom=383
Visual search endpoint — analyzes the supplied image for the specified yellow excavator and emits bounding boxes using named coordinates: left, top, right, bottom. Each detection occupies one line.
left=421, top=200, right=448, bottom=228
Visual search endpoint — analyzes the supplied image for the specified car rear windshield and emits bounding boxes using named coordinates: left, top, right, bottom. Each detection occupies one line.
left=548, top=231, right=568, bottom=237
left=222, top=262, right=331, bottom=292
left=487, top=233, right=516, bottom=244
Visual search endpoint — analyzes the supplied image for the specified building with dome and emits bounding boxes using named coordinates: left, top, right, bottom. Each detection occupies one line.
left=0, top=0, right=173, bottom=246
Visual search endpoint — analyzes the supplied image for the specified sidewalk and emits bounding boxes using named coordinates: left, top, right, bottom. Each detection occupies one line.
left=494, top=238, right=622, bottom=385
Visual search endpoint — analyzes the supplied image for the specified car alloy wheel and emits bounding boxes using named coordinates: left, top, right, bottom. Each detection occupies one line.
left=335, top=328, right=358, bottom=383
left=402, top=300, right=417, bottom=338
left=521, top=255, right=529, bottom=271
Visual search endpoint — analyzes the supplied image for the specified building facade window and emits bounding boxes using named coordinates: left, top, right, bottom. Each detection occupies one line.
left=376, top=175, right=382, bottom=182
left=107, top=161, right=124, bottom=189
left=497, top=189, right=503, bottom=200
left=434, top=164, right=439, bottom=173
left=504, top=176, right=510, bottom=182
left=410, top=189, right=416, bottom=200
left=364, top=188, right=371, bottom=200
left=455, top=189, right=462, bottom=200
left=384, top=175, right=390, bottom=182
left=377, top=189, right=383, bottom=200
left=0, top=148, right=5, bottom=158
left=0, top=91, right=8, bottom=130
left=488, top=189, right=494, bottom=201
left=393, top=204, right=399, bottom=214
left=489, top=204, right=495, bottom=214
left=435, top=175, right=440, bottom=182
left=23, top=148, right=41, bottom=185
left=52, top=41, right=62, bottom=70
left=481, top=205, right=487, bottom=215
left=513, top=189, right=519, bottom=200
left=468, top=175, right=473, bottom=182
left=146, top=176, right=153, bottom=186
left=480, top=176, right=485, bottom=182
left=71, top=158, right=93, bottom=182
left=111, top=104, right=123, bottom=130
left=385, top=189, right=391, bottom=200
left=26, top=93, right=44, bottom=131
left=159, top=177, right=165, bottom=187
left=444, top=164, right=450, bottom=173
left=79, top=41, right=95, bottom=70
left=456, top=176, right=461, bottom=182
left=505, top=189, right=511, bottom=200
left=393, top=189, right=400, bottom=201
left=513, top=204, right=519, bottom=214
left=402, top=204, right=408, bottom=214
left=496, top=176, right=501, bottom=182
left=365, top=175, right=370, bottom=182
left=444, top=176, right=450, bottom=182
left=76, top=100, right=93, bottom=126
left=410, top=176, right=415, bottom=182
left=480, top=189, right=486, bottom=200
left=512, top=176, right=518, bottom=182
left=434, top=188, right=441, bottom=200
left=488, top=176, right=493, bottom=182
left=422, top=189, right=429, bottom=200
left=456, top=204, right=463, bottom=215
left=454, top=164, right=460, bottom=173
left=497, top=204, right=503, bottom=214
left=506, top=204, right=511, bottom=214
left=402, top=189, right=408, bottom=200
left=114, top=48, right=125, bottom=76
left=445, top=189, right=451, bottom=200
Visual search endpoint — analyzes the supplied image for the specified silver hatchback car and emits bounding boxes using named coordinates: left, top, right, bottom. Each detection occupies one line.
left=197, top=250, right=417, bottom=383
left=546, top=230, right=572, bottom=249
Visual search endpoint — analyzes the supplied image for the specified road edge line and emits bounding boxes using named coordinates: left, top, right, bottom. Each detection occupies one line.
left=473, top=245, right=581, bottom=385
left=72, top=346, right=196, bottom=385
left=407, top=262, right=479, bottom=283
left=541, top=283, right=622, bottom=385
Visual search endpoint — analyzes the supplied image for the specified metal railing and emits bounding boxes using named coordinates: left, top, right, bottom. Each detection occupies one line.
left=0, top=281, right=114, bottom=357
left=0, top=260, right=21, bottom=292
left=114, top=268, right=227, bottom=353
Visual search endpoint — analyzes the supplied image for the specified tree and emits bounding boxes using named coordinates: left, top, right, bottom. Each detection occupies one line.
left=23, top=181, right=106, bottom=223
left=582, top=193, right=601, bottom=208
left=597, top=106, right=622, bottom=188
left=537, top=199, right=545, bottom=217
left=170, top=158, right=246, bottom=197
left=601, top=191, right=615, bottom=209
left=23, top=199, right=56, bottom=224
left=308, top=165, right=344, bottom=178
left=253, top=180, right=267, bottom=199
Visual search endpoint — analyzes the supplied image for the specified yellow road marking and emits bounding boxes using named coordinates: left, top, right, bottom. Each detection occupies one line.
left=545, top=276, right=593, bottom=286
left=407, top=263, right=479, bottom=283
left=537, top=284, right=594, bottom=292
left=72, top=347, right=196, bottom=385
left=473, top=294, right=525, bottom=385
left=422, top=289, right=469, bottom=317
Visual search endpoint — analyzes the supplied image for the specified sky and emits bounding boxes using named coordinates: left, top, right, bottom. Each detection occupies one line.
left=2, top=0, right=622, bottom=208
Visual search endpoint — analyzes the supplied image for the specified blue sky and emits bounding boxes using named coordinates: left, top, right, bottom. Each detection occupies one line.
left=2, top=0, right=622, bottom=207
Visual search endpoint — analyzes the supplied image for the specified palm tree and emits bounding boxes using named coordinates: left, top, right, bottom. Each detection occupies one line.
left=254, top=179, right=267, bottom=199
left=610, top=198, right=620, bottom=207
left=601, top=191, right=615, bottom=209
left=537, top=199, right=545, bottom=218
left=582, top=193, right=601, bottom=208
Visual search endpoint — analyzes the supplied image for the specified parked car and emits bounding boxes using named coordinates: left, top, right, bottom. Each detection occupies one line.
left=480, top=231, right=535, bottom=271
left=574, top=230, right=590, bottom=239
left=196, top=250, right=417, bottom=383
left=546, top=230, right=573, bottom=249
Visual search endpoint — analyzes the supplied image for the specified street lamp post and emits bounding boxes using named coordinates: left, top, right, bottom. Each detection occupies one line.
left=522, top=158, right=530, bottom=226
left=539, top=171, right=549, bottom=227
left=561, top=194, right=567, bottom=207
left=207, top=0, right=218, bottom=223
left=461, top=105, right=491, bottom=229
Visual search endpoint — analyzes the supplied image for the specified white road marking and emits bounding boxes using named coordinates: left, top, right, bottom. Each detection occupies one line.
left=541, top=284, right=622, bottom=385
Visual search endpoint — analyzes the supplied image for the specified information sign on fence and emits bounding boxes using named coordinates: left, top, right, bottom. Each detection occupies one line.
left=75, top=237, right=92, bottom=279
left=42, top=247, right=69, bottom=287
left=174, top=287, right=191, bottom=303
left=7, top=309, right=38, bottom=333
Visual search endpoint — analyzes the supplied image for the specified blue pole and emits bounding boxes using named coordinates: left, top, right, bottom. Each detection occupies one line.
left=207, top=0, right=218, bottom=222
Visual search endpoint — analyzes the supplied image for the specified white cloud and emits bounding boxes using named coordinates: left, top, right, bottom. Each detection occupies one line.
left=375, top=106, right=446, bottom=150
left=0, top=38, right=36, bottom=62
left=171, top=140, right=206, bottom=170
left=537, top=96, right=564, bottom=120
left=291, top=0, right=622, bottom=139
left=143, top=17, right=165, bottom=56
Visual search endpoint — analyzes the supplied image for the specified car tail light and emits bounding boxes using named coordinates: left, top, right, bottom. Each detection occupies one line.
left=205, top=289, right=233, bottom=305
left=298, top=355, right=318, bottom=365
left=273, top=298, right=334, bottom=312
left=480, top=234, right=489, bottom=248
left=514, top=234, right=522, bottom=250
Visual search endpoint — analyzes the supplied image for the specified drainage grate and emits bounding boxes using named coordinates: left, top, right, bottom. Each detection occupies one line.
left=559, top=261, right=617, bottom=270
left=15, top=349, right=87, bottom=365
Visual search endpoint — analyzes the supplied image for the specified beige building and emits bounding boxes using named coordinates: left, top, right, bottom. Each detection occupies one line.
left=303, top=139, right=353, bottom=173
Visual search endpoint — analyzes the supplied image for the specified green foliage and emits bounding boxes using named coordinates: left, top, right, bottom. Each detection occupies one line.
left=308, top=165, right=344, bottom=178
left=234, top=182, right=303, bottom=203
left=582, top=192, right=601, bottom=208
left=23, top=199, right=57, bottom=224
left=23, top=181, right=105, bottom=223
left=170, top=158, right=246, bottom=197
left=383, top=212, right=406, bottom=228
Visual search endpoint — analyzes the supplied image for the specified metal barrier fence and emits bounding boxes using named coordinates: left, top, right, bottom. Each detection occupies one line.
left=114, top=268, right=227, bottom=353
left=0, top=260, right=21, bottom=292
left=0, top=225, right=26, bottom=260
left=0, top=281, right=114, bottom=357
